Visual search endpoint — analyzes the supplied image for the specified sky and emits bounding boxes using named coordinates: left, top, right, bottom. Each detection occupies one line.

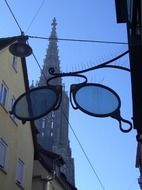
left=0, top=0, right=140, bottom=190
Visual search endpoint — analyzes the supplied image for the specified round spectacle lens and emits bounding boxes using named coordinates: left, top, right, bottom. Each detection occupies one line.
left=74, top=84, right=120, bottom=117
left=12, top=87, right=59, bottom=120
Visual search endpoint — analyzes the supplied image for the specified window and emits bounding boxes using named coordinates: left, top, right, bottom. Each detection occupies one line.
left=127, top=0, right=133, bottom=22
left=10, top=96, right=16, bottom=120
left=0, top=138, right=8, bottom=171
left=50, top=132, right=53, bottom=137
left=12, top=56, right=18, bottom=71
left=0, top=82, right=9, bottom=108
left=41, top=132, right=44, bottom=136
left=42, top=118, right=46, bottom=129
left=16, top=159, right=25, bottom=187
left=51, top=112, right=55, bottom=129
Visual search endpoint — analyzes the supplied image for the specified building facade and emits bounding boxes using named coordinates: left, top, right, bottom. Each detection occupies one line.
left=0, top=37, right=35, bottom=190
left=32, top=145, right=77, bottom=190
left=35, top=18, right=75, bottom=185
left=115, top=0, right=142, bottom=189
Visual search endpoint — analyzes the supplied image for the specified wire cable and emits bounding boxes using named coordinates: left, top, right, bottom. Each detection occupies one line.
left=4, top=0, right=23, bottom=33
left=2, top=0, right=128, bottom=46
left=26, top=0, right=46, bottom=33
left=32, top=52, right=48, bottom=81
left=62, top=109, right=106, bottom=190
left=29, top=35, right=128, bottom=45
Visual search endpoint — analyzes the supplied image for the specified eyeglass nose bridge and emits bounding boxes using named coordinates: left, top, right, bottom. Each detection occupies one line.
left=47, top=69, right=88, bottom=86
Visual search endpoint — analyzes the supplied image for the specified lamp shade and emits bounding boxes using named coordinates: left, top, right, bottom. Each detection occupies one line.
left=9, top=42, right=32, bottom=58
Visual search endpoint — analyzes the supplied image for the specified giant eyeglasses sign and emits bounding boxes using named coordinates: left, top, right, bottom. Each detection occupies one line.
left=7, top=39, right=139, bottom=140
left=10, top=71, right=132, bottom=133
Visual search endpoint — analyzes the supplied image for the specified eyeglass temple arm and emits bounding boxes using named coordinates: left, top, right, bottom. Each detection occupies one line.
left=111, top=110, right=133, bottom=133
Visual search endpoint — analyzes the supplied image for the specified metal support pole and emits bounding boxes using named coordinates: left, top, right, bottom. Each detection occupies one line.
left=129, top=36, right=142, bottom=139
left=126, top=0, right=142, bottom=141
left=138, top=168, right=142, bottom=189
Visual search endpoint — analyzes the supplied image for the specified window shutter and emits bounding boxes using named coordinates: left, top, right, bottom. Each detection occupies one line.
left=0, top=139, right=7, bottom=168
left=16, top=159, right=24, bottom=185
left=0, top=82, right=8, bottom=107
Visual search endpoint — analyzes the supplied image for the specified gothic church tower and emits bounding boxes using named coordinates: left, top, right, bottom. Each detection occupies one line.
left=36, top=18, right=75, bottom=185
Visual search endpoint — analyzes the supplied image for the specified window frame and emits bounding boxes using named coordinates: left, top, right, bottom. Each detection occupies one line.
left=12, top=55, right=18, bottom=72
left=16, top=158, right=25, bottom=188
left=42, top=118, right=46, bottom=129
left=10, top=96, right=16, bottom=121
left=0, top=81, right=9, bottom=109
left=0, top=138, right=8, bottom=172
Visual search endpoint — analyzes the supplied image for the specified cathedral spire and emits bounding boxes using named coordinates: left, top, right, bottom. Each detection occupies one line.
left=50, top=17, right=57, bottom=39
left=36, top=19, right=75, bottom=185
left=39, top=18, right=60, bottom=85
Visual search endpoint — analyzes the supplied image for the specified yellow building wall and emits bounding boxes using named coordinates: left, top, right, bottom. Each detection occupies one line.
left=0, top=47, right=34, bottom=190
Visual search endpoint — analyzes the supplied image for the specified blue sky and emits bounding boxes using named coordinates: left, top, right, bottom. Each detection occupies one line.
left=1, top=0, right=140, bottom=189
